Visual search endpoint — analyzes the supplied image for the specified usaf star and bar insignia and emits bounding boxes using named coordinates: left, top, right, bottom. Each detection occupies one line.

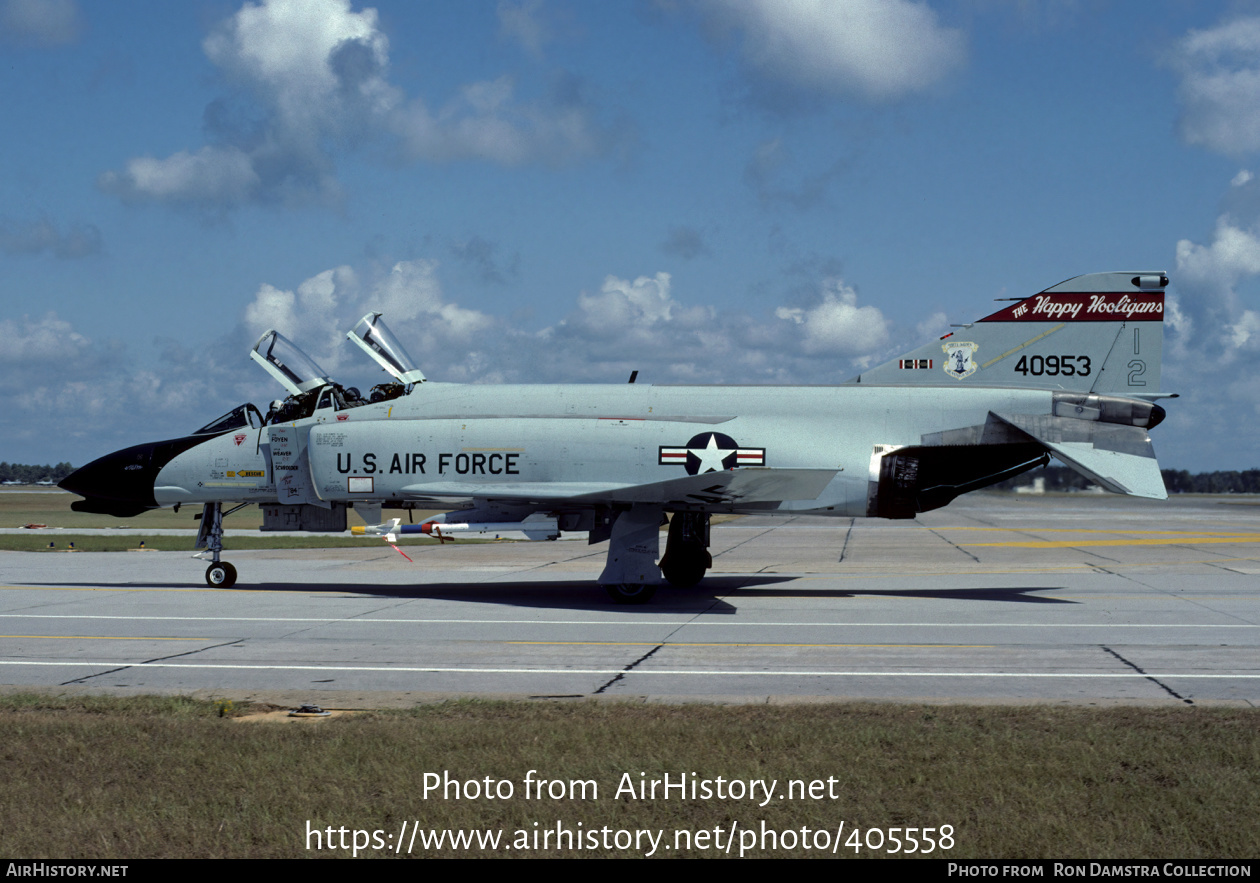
left=659, top=432, right=765, bottom=475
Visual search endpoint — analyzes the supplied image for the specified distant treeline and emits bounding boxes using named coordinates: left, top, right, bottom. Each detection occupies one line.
left=995, top=465, right=1260, bottom=494
left=0, top=462, right=76, bottom=484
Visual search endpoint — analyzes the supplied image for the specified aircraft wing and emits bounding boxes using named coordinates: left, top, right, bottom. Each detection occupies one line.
left=399, top=467, right=839, bottom=507
left=991, top=412, right=1167, bottom=500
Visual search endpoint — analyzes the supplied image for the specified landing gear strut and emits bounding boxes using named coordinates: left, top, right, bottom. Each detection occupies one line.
left=659, top=511, right=711, bottom=588
left=598, top=504, right=663, bottom=604
left=197, top=501, right=248, bottom=588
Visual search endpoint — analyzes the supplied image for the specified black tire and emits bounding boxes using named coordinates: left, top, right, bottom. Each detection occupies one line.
left=602, top=582, right=657, bottom=604
left=205, top=561, right=237, bottom=588
left=662, top=512, right=711, bottom=587
left=660, top=551, right=708, bottom=588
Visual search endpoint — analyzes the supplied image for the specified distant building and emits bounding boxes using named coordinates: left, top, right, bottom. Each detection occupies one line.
left=1014, top=477, right=1046, bottom=494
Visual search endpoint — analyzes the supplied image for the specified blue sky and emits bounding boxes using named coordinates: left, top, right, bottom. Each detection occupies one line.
left=3, top=0, right=1260, bottom=471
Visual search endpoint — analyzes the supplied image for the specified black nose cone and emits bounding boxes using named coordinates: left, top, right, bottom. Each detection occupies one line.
left=60, top=442, right=162, bottom=517
left=61, top=433, right=215, bottom=517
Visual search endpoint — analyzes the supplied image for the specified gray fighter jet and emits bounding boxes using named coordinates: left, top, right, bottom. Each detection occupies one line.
left=60, top=272, right=1172, bottom=602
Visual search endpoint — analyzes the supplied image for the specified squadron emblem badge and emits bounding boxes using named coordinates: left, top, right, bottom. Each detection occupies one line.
left=942, top=341, right=979, bottom=379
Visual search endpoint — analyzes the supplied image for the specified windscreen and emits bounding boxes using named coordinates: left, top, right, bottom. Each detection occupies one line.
left=195, top=403, right=263, bottom=435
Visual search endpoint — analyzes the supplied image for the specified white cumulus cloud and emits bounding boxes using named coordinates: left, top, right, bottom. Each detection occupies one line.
left=100, top=0, right=609, bottom=209
left=695, top=0, right=965, bottom=100
left=775, top=278, right=890, bottom=356
left=240, top=260, right=496, bottom=380
left=1173, top=16, right=1260, bottom=155
left=100, top=146, right=263, bottom=208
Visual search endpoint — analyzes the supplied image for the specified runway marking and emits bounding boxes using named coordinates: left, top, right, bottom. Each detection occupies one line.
left=0, top=660, right=1256, bottom=678
left=505, top=641, right=993, bottom=648
left=0, top=614, right=1257, bottom=628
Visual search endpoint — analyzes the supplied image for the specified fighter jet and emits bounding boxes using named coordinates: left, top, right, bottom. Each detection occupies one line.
left=60, top=272, right=1173, bottom=602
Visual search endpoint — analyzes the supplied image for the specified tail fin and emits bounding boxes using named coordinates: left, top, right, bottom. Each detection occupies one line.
left=857, top=271, right=1168, bottom=396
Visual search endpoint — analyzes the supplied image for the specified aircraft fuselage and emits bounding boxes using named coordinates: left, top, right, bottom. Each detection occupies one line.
left=142, top=382, right=1058, bottom=517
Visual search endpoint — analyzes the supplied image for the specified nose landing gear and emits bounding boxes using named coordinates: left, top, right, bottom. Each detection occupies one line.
left=196, top=501, right=249, bottom=588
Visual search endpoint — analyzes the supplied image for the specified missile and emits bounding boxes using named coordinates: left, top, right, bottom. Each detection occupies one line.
left=416, top=519, right=559, bottom=540
left=351, top=517, right=560, bottom=541
left=351, top=518, right=402, bottom=539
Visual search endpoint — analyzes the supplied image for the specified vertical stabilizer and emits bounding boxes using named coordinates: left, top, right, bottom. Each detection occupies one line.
left=856, top=272, right=1167, bottom=395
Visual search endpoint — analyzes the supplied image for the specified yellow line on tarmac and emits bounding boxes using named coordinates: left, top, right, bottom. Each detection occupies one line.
left=507, top=641, right=991, bottom=648
left=941, top=528, right=1248, bottom=536
left=887, top=527, right=1260, bottom=538
left=961, top=535, right=1260, bottom=548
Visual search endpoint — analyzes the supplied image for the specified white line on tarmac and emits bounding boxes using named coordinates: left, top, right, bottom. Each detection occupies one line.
left=0, top=614, right=1255, bottom=628
left=0, top=660, right=1257, bottom=677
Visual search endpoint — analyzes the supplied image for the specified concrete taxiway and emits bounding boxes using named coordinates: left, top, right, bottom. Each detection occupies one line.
left=1, top=493, right=1257, bottom=706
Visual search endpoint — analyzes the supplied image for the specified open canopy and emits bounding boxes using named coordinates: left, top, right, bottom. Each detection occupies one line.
left=346, top=312, right=426, bottom=385
left=249, top=330, right=333, bottom=395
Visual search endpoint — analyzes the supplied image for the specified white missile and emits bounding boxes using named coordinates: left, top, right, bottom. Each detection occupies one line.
left=351, top=516, right=559, bottom=541
left=419, top=519, right=559, bottom=540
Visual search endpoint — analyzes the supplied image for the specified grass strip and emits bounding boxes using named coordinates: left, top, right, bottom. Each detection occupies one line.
left=0, top=534, right=456, bottom=552
left=0, top=694, right=1255, bottom=859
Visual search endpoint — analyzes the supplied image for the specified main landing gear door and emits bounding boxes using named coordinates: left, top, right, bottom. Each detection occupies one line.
left=346, top=312, right=426, bottom=385
left=250, top=329, right=334, bottom=396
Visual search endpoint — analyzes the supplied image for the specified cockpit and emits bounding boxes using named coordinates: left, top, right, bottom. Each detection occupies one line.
left=194, top=315, right=422, bottom=435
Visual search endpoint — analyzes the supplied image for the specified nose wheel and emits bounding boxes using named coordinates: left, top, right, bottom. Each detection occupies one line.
left=196, top=501, right=249, bottom=588
left=205, top=561, right=237, bottom=588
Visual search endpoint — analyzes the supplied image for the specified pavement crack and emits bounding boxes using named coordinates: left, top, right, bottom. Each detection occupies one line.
left=593, top=580, right=753, bottom=696
left=1095, top=565, right=1257, bottom=623
left=712, top=519, right=794, bottom=559
left=837, top=519, right=855, bottom=563
left=918, top=523, right=982, bottom=563
left=1100, top=645, right=1193, bottom=705
left=58, top=638, right=245, bottom=686
left=510, top=550, right=604, bottom=575
left=1202, top=557, right=1260, bottom=576
left=1074, top=548, right=1120, bottom=563
left=593, top=644, right=662, bottom=694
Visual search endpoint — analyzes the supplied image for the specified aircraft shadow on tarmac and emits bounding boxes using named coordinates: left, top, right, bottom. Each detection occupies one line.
left=24, top=577, right=1075, bottom=610
left=21, top=576, right=779, bottom=613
